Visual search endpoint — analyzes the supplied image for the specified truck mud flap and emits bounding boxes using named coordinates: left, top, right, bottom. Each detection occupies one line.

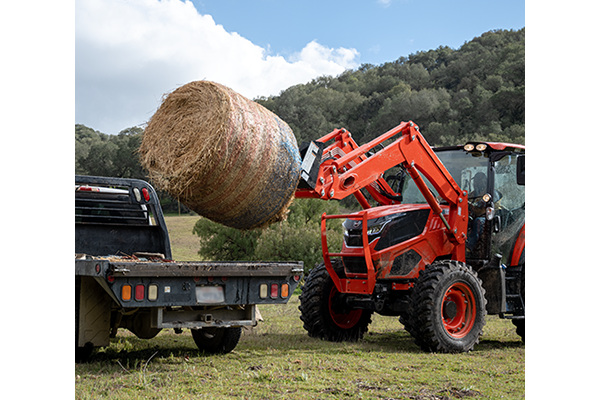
left=77, top=277, right=112, bottom=348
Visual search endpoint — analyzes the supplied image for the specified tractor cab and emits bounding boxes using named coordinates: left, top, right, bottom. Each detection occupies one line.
left=398, top=142, right=525, bottom=268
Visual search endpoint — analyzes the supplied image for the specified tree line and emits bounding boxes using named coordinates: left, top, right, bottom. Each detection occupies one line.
left=76, top=28, right=524, bottom=179
left=256, top=28, right=524, bottom=147
left=75, top=28, right=524, bottom=268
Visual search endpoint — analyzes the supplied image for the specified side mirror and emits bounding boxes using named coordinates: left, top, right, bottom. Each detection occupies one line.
left=516, top=155, right=525, bottom=185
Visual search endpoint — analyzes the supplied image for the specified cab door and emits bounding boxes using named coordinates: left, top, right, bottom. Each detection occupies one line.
left=490, top=153, right=525, bottom=266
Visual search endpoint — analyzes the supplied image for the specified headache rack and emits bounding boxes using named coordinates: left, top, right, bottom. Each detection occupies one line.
left=76, top=189, right=152, bottom=225
left=75, top=175, right=172, bottom=259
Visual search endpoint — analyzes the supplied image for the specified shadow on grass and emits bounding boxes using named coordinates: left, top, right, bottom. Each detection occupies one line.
left=81, top=343, right=196, bottom=366
left=475, top=338, right=524, bottom=351
left=79, top=332, right=417, bottom=367
left=79, top=328, right=522, bottom=368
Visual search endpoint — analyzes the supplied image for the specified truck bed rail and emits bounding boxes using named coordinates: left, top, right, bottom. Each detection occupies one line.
left=76, top=256, right=303, bottom=278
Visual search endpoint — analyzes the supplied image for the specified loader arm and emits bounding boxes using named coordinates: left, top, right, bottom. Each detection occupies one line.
left=295, top=121, right=468, bottom=259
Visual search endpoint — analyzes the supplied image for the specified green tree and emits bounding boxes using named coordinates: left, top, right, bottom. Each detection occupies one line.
left=192, top=218, right=261, bottom=260
left=255, top=198, right=344, bottom=273
left=75, top=124, right=146, bottom=179
left=259, top=28, right=524, bottom=147
left=192, top=198, right=343, bottom=273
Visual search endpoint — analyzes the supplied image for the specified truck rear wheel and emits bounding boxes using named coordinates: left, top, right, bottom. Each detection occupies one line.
left=299, top=261, right=372, bottom=342
left=512, top=319, right=524, bottom=341
left=191, top=327, right=242, bottom=354
left=192, top=328, right=242, bottom=354
left=408, top=261, right=487, bottom=353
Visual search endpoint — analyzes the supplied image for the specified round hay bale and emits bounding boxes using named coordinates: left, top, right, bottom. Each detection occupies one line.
left=139, top=81, right=301, bottom=230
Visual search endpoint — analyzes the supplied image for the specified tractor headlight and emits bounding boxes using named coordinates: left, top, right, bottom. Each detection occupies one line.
left=367, top=223, right=387, bottom=235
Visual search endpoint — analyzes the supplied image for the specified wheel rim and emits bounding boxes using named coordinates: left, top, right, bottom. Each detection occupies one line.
left=441, top=281, right=476, bottom=338
left=328, top=286, right=363, bottom=329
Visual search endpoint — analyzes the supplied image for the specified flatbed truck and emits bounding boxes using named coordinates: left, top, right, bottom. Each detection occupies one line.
left=75, top=175, right=303, bottom=360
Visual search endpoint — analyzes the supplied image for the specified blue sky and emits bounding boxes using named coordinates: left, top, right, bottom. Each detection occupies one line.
left=193, top=0, right=524, bottom=67
left=74, top=0, right=524, bottom=135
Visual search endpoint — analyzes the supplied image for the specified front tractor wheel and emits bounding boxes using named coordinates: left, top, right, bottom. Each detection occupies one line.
left=409, top=261, right=487, bottom=353
left=299, top=261, right=372, bottom=342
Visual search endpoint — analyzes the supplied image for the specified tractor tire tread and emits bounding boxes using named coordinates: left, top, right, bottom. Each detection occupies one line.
left=408, top=260, right=487, bottom=353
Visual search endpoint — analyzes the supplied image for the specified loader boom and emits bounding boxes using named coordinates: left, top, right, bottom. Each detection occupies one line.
left=296, top=121, right=468, bottom=259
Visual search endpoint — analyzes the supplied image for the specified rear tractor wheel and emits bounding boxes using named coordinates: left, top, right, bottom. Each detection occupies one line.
left=409, top=261, right=487, bottom=353
left=299, top=261, right=372, bottom=342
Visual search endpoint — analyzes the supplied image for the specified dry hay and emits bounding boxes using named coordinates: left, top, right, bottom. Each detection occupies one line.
left=139, top=81, right=301, bottom=230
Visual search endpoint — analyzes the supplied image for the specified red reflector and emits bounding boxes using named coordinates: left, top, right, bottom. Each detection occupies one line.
left=135, top=284, right=145, bottom=301
left=76, top=186, right=98, bottom=192
left=270, top=284, right=278, bottom=298
left=141, top=188, right=150, bottom=202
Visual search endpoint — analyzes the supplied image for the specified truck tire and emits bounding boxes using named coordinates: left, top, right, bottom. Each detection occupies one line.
left=408, top=261, right=487, bottom=353
left=512, top=319, right=524, bottom=342
left=299, top=261, right=372, bottom=342
left=191, top=327, right=242, bottom=354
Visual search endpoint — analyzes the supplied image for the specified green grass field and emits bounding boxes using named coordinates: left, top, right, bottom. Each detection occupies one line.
left=75, top=215, right=524, bottom=399
left=163, top=214, right=204, bottom=261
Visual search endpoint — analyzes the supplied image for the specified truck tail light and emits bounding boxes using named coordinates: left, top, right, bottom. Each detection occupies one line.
left=281, top=284, right=289, bottom=298
left=142, top=188, right=150, bottom=202
left=148, top=284, right=158, bottom=301
left=259, top=284, right=268, bottom=299
left=270, top=284, right=278, bottom=298
left=135, top=284, right=145, bottom=301
left=133, top=187, right=142, bottom=202
left=122, top=285, right=132, bottom=301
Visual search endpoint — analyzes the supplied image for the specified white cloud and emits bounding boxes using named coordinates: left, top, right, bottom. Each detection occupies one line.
left=76, top=0, right=359, bottom=134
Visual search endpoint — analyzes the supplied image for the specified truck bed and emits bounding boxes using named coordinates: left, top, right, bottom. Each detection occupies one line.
left=76, top=255, right=303, bottom=308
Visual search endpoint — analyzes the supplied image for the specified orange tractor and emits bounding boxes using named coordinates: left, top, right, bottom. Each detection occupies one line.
left=296, top=121, right=525, bottom=352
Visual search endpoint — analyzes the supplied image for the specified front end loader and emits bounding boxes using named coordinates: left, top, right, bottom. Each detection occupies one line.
left=296, top=121, right=525, bottom=352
